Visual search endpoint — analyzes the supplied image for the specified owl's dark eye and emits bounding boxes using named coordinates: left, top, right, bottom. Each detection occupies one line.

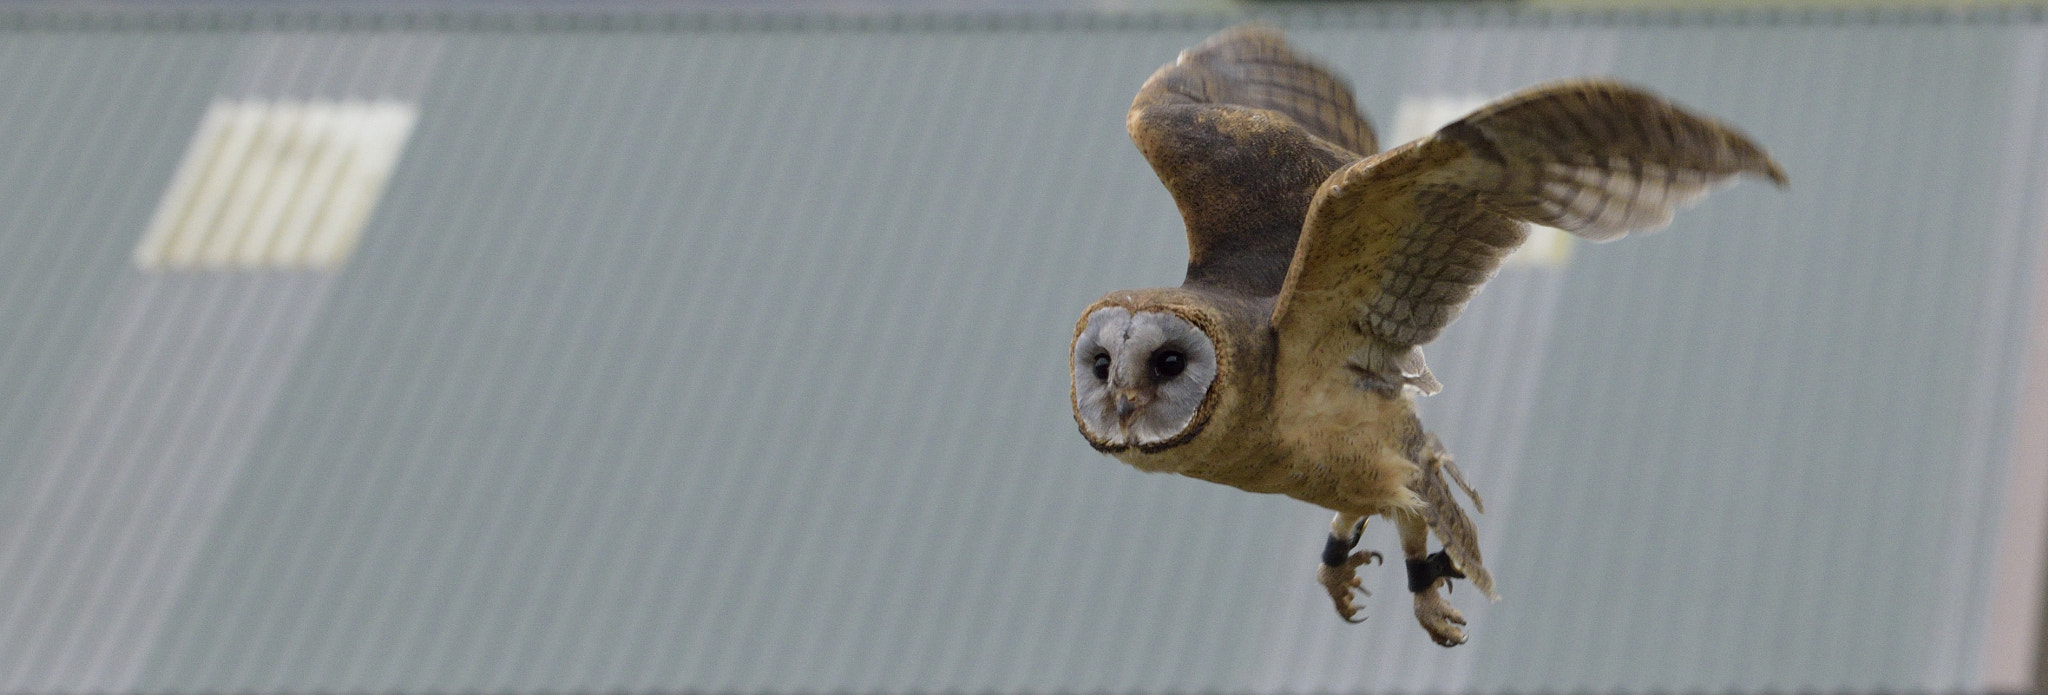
left=1092, top=354, right=1111, bottom=380
left=1152, top=350, right=1186, bottom=379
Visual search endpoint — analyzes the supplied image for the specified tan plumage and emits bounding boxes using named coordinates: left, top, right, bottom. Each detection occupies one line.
left=1070, top=25, right=1784, bottom=646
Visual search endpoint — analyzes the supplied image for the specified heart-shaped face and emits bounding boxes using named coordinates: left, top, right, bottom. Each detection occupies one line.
left=1071, top=305, right=1219, bottom=453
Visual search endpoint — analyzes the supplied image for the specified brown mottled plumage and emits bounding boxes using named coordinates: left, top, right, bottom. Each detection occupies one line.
left=1069, top=25, right=1784, bottom=646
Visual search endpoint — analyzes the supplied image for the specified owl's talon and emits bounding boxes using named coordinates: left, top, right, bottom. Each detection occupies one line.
left=1414, top=587, right=1467, bottom=647
left=1318, top=541, right=1380, bottom=623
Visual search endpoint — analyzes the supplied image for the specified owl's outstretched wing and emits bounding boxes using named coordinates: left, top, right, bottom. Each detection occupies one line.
left=1133, top=24, right=1378, bottom=156
left=1128, top=24, right=1377, bottom=296
left=1271, top=80, right=1786, bottom=395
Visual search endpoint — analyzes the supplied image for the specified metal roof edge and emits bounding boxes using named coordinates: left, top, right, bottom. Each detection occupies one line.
left=0, top=1, right=2037, bottom=32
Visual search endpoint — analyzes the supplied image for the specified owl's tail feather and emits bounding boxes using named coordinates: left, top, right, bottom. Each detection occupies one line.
left=1417, top=434, right=1497, bottom=600
left=1440, top=454, right=1483, bottom=515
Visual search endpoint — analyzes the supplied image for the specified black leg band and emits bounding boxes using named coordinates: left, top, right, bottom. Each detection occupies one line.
left=1321, top=533, right=1358, bottom=567
left=1406, top=551, right=1465, bottom=593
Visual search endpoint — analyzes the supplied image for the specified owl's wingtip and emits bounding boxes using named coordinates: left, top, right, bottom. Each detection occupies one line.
left=1741, top=149, right=1788, bottom=188
left=1760, top=158, right=1789, bottom=188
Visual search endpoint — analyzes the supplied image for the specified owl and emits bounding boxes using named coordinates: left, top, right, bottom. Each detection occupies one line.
left=1070, top=25, right=1785, bottom=646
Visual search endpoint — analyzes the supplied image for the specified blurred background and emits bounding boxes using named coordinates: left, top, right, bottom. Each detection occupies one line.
left=1, top=0, right=2046, bottom=693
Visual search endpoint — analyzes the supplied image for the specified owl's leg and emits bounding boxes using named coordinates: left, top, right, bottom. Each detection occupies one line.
left=1316, top=512, right=1381, bottom=623
left=1397, top=509, right=1468, bottom=647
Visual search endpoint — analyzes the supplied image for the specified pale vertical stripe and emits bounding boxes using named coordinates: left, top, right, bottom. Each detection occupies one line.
left=173, top=94, right=446, bottom=690
left=69, top=275, right=331, bottom=689
left=0, top=37, right=232, bottom=691
left=51, top=278, right=248, bottom=688
left=303, top=39, right=551, bottom=692
left=0, top=273, right=327, bottom=692
left=1467, top=22, right=2036, bottom=690
left=1984, top=26, right=2048, bottom=692
left=1918, top=22, right=2032, bottom=688
left=0, top=35, right=221, bottom=485
left=0, top=275, right=183, bottom=690
left=283, top=46, right=495, bottom=688
left=0, top=31, right=440, bottom=694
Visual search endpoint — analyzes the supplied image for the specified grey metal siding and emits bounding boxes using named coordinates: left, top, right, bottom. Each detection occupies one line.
left=0, top=35, right=231, bottom=490
left=1473, top=24, right=2043, bottom=692
left=0, top=8, right=2034, bottom=693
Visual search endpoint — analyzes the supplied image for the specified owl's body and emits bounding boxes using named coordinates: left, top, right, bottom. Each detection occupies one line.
left=1085, top=288, right=1424, bottom=515
left=1072, top=25, right=1783, bottom=646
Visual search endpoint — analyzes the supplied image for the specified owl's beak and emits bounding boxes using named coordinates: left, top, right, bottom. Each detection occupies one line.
left=1114, top=390, right=1152, bottom=425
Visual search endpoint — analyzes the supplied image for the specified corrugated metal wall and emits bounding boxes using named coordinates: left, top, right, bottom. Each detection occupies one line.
left=0, top=7, right=2042, bottom=693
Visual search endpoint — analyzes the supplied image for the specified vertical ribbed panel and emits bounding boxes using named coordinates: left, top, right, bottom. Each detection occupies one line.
left=0, top=33, right=237, bottom=691
left=0, top=10, right=2034, bottom=694
left=1940, top=25, right=2048, bottom=689
left=1987, top=29, right=2048, bottom=691
left=0, top=273, right=332, bottom=692
left=0, top=34, right=231, bottom=519
left=1474, top=21, right=2040, bottom=693
left=139, top=31, right=1324, bottom=694
left=0, top=32, right=439, bottom=692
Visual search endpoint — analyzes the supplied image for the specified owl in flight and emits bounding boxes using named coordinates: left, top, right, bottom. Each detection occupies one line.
left=1070, top=25, right=1784, bottom=646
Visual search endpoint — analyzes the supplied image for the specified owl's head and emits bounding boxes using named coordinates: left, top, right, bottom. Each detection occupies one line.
left=1071, top=293, right=1224, bottom=453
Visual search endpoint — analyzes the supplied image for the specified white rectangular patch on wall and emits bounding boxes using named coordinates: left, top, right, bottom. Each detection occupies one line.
left=134, top=99, right=417, bottom=271
left=1391, top=94, right=1571, bottom=268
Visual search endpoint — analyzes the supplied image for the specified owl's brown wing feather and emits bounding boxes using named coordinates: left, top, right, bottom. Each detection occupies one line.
left=1272, top=80, right=1786, bottom=394
left=1133, top=24, right=1379, bottom=156
left=1128, top=24, right=1376, bottom=296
